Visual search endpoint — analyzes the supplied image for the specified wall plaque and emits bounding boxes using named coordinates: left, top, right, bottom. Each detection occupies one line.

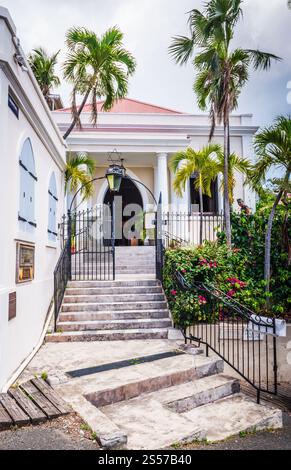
left=8, top=292, right=16, bottom=321
left=16, top=242, right=35, bottom=283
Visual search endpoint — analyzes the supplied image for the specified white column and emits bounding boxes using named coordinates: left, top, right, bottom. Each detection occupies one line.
left=156, top=153, right=169, bottom=209
left=154, top=166, right=159, bottom=204
left=170, top=163, right=190, bottom=213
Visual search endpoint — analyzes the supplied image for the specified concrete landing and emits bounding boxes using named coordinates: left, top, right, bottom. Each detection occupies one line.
left=18, top=339, right=283, bottom=450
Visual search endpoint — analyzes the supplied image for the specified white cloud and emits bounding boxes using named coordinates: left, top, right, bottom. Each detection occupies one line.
left=1, top=0, right=291, bottom=126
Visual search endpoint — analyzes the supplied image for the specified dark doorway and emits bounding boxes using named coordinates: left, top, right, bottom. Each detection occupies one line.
left=104, top=177, right=144, bottom=246
left=190, top=177, right=218, bottom=213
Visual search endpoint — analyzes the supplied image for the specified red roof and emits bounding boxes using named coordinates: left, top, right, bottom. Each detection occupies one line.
left=59, top=98, right=183, bottom=114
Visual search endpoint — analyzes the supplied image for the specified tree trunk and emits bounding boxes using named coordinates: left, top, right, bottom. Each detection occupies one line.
left=199, top=174, right=204, bottom=245
left=63, top=87, right=92, bottom=140
left=264, top=189, right=283, bottom=306
left=223, top=119, right=231, bottom=247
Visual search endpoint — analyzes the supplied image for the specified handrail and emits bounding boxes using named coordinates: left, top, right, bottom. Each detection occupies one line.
left=175, top=272, right=273, bottom=328
left=53, top=239, right=70, bottom=331
left=173, top=271, right=278, bottom=403
left=163, top=230, right=189, bottom=247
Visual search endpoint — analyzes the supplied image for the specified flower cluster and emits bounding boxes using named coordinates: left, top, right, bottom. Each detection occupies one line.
left=198, top=295, right=207, bottom=305
left=226, top=278, right=247, bottom=297
left=171, top=289, right=177, bottom=296
left=199, top=258, right=217, bottom=268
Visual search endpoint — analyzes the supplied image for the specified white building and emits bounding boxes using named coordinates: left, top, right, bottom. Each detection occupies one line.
left=0, top=6, right=258, bottom=390
left=54, top=98, right=257, bottom=216
left=0, top=7, right=66, bottom=390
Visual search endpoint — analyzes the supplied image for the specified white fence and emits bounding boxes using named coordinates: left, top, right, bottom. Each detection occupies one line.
left=162, top=212, right=224, bottom=247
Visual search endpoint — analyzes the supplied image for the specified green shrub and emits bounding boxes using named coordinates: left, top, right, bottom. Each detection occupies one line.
left=163, top=232, right=289, bottom=328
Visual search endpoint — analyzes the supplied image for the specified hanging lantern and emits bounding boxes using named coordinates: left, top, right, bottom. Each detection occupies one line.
left=106, top=164, right=125, bottom=193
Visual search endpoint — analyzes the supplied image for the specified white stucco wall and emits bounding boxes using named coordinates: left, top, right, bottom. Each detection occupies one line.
left=0, top=8, right=66, bottom=390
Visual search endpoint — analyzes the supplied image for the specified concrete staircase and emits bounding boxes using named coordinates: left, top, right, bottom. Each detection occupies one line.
left=115, top=246, right=156, bottom=277
left=71, top=246, right=156, bottom=280
left=46, top=279, right=173, bottom=342
left=50, top=343, right=282, bottom=449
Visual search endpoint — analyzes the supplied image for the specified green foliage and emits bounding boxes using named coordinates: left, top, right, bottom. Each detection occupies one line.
left=63, top=26, right=136, bottom=138
left=65, top=152, right=96, bottom=201
left=163, top=210, right=290, bottom=328
left=217, top=200, right=290, bottom=315
left=41, top=371, right=48, bottom=381
left=28, top=48, right=60, bottom=106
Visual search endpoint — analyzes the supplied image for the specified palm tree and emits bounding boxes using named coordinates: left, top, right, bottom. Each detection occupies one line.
left=65, top=153, right=96, bottom=205
left=169, top=0, right=281, bottom=247
left=28, top=48, right=60, bottom=109
left=170, top=144, right=221, bottom=244
left=170, top=144, right=250, bottom=243
left=62, top=26, right=136, bottom=140
left=248, top=116, right=291, bottom=301
left=216, top=152, right=251, bottom=205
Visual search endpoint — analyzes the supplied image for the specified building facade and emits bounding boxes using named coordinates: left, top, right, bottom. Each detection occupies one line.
left=0, top=6, right=258, bottom=390
left=54, top=98, right=257, bottom=216
left=0, top=7, right=66, bottom=390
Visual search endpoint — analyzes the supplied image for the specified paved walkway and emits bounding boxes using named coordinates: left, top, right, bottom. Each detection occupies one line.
left=13, top=340, right=283, bottom=449
left=0, top=414, right=99, bottom=450
left=0, top=412, right=290, bottom=450
left=177, top=412, right=291, bottom=450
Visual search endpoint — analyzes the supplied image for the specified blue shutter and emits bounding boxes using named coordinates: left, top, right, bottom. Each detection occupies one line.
left=19, top=164, right=28, bottom=221
left=19, top=138, right=36, bottom=231
left=48, top=173, right=57, bottom=241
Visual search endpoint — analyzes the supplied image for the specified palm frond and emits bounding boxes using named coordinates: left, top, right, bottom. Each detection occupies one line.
left=169, top=36, right=195, bottom=65
left=245, top=49, right=282, bottom=70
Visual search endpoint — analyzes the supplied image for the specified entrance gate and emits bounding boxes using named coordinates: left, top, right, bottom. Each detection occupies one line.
left=60, top=194, right=162, bottom=282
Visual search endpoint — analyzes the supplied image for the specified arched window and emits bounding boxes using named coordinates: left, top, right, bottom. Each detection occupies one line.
left=18, top=138, right=37, bottom=231
left=48, top=172, right=58, bottom=241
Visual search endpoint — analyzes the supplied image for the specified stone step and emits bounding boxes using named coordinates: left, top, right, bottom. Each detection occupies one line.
left=67, top=280, right=160, bottom=288
left=115, top=247, right=155, bottom=252
left=152, top=374, right=240, bottom=413
left=57, top=318, right=172, bottom=332
left=65, top=286, right=163, bottom=295
left=85, top=356, right=224, bottom=407
left=45, top=328, right=170, bottom=342
left=72, top=268, right=156, bottom=274
left=73, top=261, right=155, bottom=266
left=181, top=393, right=282, bottom=442
left=59, top=309, right=171, bottom=322
left=100, top=374, right=241, bottom=448
left=63, top=293, right=165, bottom=304
left=61, top=301, right=168, bottom=312
left=101, top=389, right=281, bottom=450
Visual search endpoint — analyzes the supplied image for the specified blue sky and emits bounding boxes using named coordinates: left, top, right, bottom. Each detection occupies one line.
left=1, top=0, right=291, bottom=129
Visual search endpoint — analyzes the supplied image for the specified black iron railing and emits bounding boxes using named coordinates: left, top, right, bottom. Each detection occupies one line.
left=54, top=239, right=70, bottom=331
left=61, top=207, right=115, bottom=281
left=175, top=271, right=278, bottom=403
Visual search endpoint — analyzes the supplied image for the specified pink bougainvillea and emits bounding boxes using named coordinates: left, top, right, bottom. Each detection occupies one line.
left=198, top=295, right=207, bottom=305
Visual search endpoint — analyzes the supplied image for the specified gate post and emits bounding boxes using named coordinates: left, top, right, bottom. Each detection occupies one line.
left=155, top=193, right=163, bottom=282
left=67, top=209, right=72, bottom=281
left=112, top=199, right=116, bottom=280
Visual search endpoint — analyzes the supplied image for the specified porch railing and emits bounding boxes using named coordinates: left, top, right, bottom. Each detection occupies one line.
left=175, top=271, right=278, bottom=404
left=162, top=212, right=224, bottom=247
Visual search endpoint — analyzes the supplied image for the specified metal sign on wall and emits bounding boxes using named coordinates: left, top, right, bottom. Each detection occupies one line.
left=16, top=242, right=35, bottom=283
